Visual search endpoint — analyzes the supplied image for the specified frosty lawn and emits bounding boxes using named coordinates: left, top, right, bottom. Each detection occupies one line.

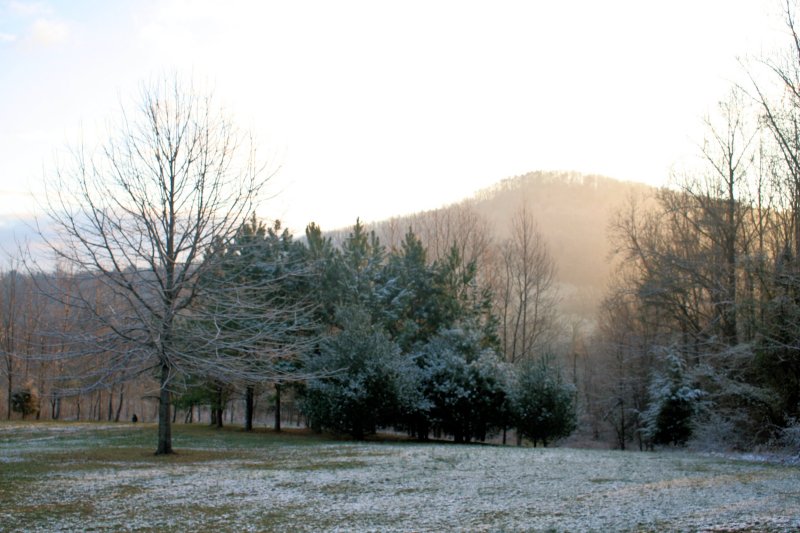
left=1, top=423, right=798, bottom=532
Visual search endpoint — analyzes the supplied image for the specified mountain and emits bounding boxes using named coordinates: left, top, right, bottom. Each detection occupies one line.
left=473, top=171, right=652, bottom=287
left=365, top=170, right=656, bottom=321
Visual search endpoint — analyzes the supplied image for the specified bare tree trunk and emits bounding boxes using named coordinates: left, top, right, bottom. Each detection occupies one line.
left=156, top=364, right=173, bottom=455
left=274, top=383, right=282, bottom=432
left=51, top=394, right=60, bottom=420
left=114, top=385, right=124, bottom=422
left=2, top=269, right=17, bottom=421
left=107, top=388, right=114, bottom=421
left=94, top=391, right=102, bottom=421
left=5, top=370, right=10, bottom=420
left=244, top=385, right=254, bottom=432
left=214, top=384, right=224, bottom=429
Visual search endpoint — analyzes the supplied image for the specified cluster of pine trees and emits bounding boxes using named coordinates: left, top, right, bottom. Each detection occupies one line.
left=0, top=77, right=576, bottom=454
left=175, top=217, right=576, bottom=445
left=1, top=213, right=577, bottom=447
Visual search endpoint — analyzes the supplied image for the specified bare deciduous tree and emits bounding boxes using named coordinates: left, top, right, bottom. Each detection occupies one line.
left=495, top=204, right=559, bottom=363
left=32, top=77, right=270, bottom=454
left=747, top=1, right=800, bottom=263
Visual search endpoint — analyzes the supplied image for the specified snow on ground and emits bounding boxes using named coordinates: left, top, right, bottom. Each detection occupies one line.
left=1, top=424, right=799, bottom=532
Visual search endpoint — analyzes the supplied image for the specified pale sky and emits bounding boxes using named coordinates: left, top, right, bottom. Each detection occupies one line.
left=0, top=0, right=785, bottom=236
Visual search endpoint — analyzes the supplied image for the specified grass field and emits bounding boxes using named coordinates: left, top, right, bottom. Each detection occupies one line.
left=1, top=422, right=799, bottom=532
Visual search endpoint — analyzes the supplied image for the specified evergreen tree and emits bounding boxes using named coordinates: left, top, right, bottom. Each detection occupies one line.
left=338, top=219, right=386, bottom=317
left=185, top=215, right=316, bottom=431
left=304, top=222, right=340, bottom=326
left=640, top=350, right=705, bottom=447
left=433, top=244, right=500, bottom=350
left=381, top=229, right=440, bottom=351
left=410, top=327, right=509, bottom=442
left=301, top=307, right=407, bottom=439
left=511, top=355, right=577, bottom=446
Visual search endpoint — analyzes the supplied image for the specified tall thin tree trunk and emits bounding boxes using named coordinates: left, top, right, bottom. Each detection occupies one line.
left=5, top=360, right=11, bottom=420
left=114, top=386, right=124, bottom=422
left=244, top=385, right=254, bottom=432
left=107, top=388, right=114, bottom=421
left=51, top=395, right=60, bottom=420
left=215, top=385, right=224, bottom=429
left=6, top=375, right=11, bottom=420
left=156, top=363, right=173, bottom=455
left=274, top=383, right=282, bottom=432
left=96, top=391, right=103, bottom=421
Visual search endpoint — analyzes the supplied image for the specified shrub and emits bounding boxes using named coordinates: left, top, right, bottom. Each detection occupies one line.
left=11, top=386, right=39, bottom=419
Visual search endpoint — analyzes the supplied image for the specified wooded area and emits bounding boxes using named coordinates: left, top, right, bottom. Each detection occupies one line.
left=4, top=3, right=800, bottom=457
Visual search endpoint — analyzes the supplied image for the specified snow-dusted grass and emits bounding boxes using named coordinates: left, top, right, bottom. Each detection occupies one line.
left=1, top=422, right=798, bottom=532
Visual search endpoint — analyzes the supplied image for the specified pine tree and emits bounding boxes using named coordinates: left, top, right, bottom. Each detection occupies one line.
left=640, top=351, right=705, bottom=447
left=183, top=215, right=315, bottom=430
left=301, top=307, right=406, bottom=439
left=511, top=355, right=577, bottom=447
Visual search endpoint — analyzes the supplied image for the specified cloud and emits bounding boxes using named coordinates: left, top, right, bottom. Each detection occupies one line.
left=2, top=2, right=68, bottom=47
left=26, top=17, right=68, bottom=46
left=6, top=0, right=53, bottom=17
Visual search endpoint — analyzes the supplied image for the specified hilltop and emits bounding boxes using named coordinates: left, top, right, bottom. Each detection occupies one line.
left=354, top=171, right=655, bottom=321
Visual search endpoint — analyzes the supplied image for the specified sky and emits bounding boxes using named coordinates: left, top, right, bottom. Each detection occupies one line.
left=0, top=0, right=786, bottom=237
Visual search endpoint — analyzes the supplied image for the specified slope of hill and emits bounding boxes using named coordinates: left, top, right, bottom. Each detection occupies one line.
left=366, top=170, right=656, bottom=321
left=472, top=171, right=653, bottom=289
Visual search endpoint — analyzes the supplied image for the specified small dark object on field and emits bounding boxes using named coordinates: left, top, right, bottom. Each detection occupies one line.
left=132, top=414, right=138, bottom=423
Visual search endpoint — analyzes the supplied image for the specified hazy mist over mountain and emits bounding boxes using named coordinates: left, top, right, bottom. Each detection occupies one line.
left=472, top=171, right=651, bottom=287
left=335, top=170, right=654, bottom=322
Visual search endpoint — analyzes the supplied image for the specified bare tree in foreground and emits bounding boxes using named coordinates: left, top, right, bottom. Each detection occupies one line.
left=33, top=78, right=270, bottom=454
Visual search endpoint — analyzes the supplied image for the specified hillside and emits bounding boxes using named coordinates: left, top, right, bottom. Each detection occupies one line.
left=473, top=171, right=652, bottom=287
left=367, top=171, right=656, bottom=321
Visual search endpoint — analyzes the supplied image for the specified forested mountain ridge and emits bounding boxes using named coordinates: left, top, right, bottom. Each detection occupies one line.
left=354, top=170, right=655, bottom=321
left=472, top=171, right=652, bottom=288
